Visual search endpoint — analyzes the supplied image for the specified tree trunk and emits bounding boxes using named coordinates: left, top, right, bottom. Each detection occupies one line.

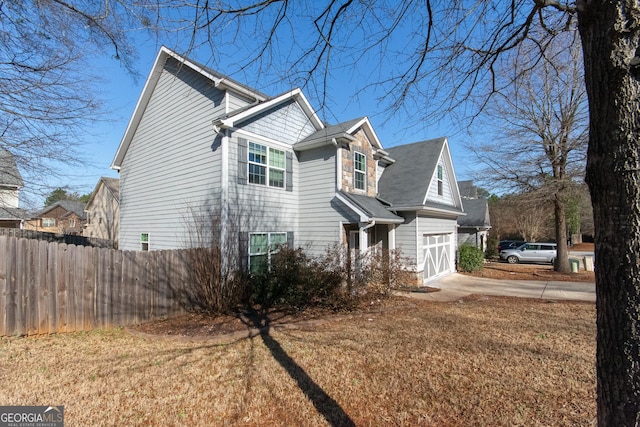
left=553, top=198, right=570, bottom=273
left=578, top=2, right=640, bottom=425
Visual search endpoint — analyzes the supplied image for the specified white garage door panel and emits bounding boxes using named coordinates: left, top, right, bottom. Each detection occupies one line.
left=423, top=233, right=453, bottom=281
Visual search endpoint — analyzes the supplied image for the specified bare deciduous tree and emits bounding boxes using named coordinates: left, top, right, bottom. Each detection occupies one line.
left=470, top=36, right=588, bottom=272
left=9, top=0, right=640, bottom=422
left=0, top=0, right=150, bottom=203
left=162, top=2, right=639, bottom=421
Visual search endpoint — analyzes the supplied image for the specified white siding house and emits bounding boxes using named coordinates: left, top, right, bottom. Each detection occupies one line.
left=111, top=47, right=465, bottom=283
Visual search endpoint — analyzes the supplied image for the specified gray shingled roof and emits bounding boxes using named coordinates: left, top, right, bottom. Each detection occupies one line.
left=458, top=198, right=491, bottom=227
left=36, top=200, right=87, bottom=220
left=186, top=56, right=270, bottom=100
left=0, top=206, right=27, bottom=220
left=0, top=150, right=24, bottom=187
left=338, top=191, right=404, bottom=223
left=377, top=138, right=446, bottom=207
left=296, top=117, right=365, bottom=147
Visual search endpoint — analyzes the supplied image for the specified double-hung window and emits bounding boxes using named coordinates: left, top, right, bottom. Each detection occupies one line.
left=249, top=232, right=287, bottom=274
left=437, top=164, right=444, bottom=196
left=248, top=142, right=285, bottom=188
left=354, top=151, right=366, bottom=191
left=42, top=218, right=56, bottom=227
left=141, top=233, right=150, bottom=251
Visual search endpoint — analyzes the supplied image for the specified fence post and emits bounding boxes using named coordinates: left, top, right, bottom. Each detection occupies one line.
left=0, top=237, right=6, bottom=336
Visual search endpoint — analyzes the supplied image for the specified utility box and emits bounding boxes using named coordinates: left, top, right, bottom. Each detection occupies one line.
left=583, top=256, right=595, bottom=272
left=569, top=258, right=581, bottom=273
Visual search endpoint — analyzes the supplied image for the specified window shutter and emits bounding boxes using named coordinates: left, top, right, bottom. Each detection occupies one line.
left=285, top=151, right=293, bottom=192
left=238, top=231, right=249, bottom=272
left=237, top=138, right=248, bottom=185
left=287, top=231, right=294, bottom=248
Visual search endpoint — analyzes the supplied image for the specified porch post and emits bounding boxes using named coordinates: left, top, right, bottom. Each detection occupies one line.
left=389, top=225, right=396, bottom=250
left=359, top=226, right=368, bottom=254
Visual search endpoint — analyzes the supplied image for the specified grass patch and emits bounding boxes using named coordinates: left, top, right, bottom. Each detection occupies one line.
left=0, top=296, right=595, bottom=426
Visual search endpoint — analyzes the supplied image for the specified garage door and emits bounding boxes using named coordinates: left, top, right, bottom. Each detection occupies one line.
left=422, top=233, right=454, bottom=281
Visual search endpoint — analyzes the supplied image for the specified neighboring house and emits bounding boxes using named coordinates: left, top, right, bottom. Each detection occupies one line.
left=84, top=177, right=119, bottom=247
left=457, top=180, right=491, bottom=252
left=0, top=150, right=27, bottom=228
left=25, top=200, right=87, bottom=235
left=111, top=47, right=465, bottom=284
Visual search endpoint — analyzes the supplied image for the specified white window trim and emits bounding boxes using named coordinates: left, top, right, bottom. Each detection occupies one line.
left=354, top=151, right=367, bottom=191
left=42, top=218, right=56, bottom=227
left=248, top=232, right=288, bottom=272
left=437, top=164, right=444, bottom=196
left=248, top=141, right=286, bottom=189
left=141, top=233, right=150, bottom=251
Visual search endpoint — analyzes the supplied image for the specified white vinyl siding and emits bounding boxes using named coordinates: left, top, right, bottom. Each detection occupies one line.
left=393, top=212, right=418, bottom=266
left=227, top=133, right=299, bottom=240
left=0, top=188, right=19, bottom=208
left=237, top=100, right=316, bottom=145
left=298, top=145, right=357, bottom=256
left=227, top=91, right=255, bottom=112
left=118, top=59, right=225, bottom=250
left=427, top=157, right=455, bottom=206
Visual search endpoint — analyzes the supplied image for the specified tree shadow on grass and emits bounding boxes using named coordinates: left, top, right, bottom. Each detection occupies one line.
left=243, top=309, right=356, bottom=427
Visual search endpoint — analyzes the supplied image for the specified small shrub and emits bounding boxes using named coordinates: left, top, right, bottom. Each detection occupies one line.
left=249, top=246, right=343, bottom=310
left=457, top=244, right=484, bottom=273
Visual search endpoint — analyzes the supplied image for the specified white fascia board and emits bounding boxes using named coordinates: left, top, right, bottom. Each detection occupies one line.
left=294, top=89, right=325, bottom=130
left=84, top=178, right=104, bottom=208
left=294, top=133, right=353, bottom=151
left=111, top=48, right=169, bottom=170
left=220, top=88, right=324, bottom=131
left=442, top=138, right=464, bottom=210
left=335, top=192, right=369, bottom=222
left=111, top=46, right=269, bottom=170
left=163, top=48, right=268, bottom=102
left=346, top=117, right=383, bottom=150
left=391, top=205, right=466, bottom=217
left=420, top=137, right=463, bottom=210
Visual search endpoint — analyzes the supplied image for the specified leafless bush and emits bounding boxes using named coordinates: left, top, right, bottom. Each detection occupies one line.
left=249, top=244, right=411, bottom=311
left=314, top=244, right=412, bottom=303
left=179, top=206, right=247, bottom=315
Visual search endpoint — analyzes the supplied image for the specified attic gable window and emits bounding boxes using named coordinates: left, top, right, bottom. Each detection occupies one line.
left=437, top=164, right=444, bottom=196
left=354, top=151, right=366, bottom=191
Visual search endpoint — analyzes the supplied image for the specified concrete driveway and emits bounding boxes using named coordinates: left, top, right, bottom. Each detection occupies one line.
left=400, top=273, right=596, bottom=303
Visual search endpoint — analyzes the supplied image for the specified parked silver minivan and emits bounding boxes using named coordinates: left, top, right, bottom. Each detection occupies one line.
left=499, top=242, right=557, bottom=264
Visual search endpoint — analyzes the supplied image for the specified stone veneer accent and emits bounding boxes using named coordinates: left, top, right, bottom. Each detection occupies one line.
left=341, top=128, right=378, bottom=197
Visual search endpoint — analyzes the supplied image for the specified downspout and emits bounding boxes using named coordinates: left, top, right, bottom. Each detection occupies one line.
left=334, top=138, right=341, bottom=191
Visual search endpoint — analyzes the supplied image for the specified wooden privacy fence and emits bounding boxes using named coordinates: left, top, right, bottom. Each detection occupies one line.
left=0, top=228, right=114, bottom=248
left=0, top=236, right=190, bottom=336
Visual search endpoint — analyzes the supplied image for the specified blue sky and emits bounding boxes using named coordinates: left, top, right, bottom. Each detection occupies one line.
left=60, top=32, right=476, bottom=206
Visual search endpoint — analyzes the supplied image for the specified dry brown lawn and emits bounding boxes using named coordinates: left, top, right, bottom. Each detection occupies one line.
left=0, top=296, right=595, bottom=426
